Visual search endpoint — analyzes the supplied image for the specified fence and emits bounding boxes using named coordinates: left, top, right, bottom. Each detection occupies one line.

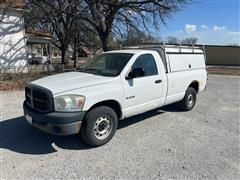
left=204, top=45, right=240, bottom=66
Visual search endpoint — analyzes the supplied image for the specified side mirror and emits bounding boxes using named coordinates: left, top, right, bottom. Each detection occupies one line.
left=126, top=68, right=145, bottom=79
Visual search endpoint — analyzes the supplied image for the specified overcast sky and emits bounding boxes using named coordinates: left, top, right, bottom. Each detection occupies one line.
left=157, top=0, right=240, bottom=45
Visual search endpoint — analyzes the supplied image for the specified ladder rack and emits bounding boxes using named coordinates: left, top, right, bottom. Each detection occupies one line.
left=122, top=43, right=203, bottom=53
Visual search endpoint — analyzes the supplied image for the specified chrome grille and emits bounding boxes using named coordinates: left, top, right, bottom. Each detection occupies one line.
left=25, top=85, right=53, bottom=113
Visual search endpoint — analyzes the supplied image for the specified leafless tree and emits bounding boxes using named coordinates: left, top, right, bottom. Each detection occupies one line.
left=181, top=37, right=198, bottom=45
left=167, top=36, right=179, bottom=44
left=166, top=36, right=198, bottom=45
left=26, top=0, right=83, bottom=64
left=81, top=0, right=192, bottom=51
left=26, top=0, right=192, bottom=64
left=122, top=27, right=162, bottom=46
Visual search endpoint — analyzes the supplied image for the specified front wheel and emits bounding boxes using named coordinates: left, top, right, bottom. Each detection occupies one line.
left=80, top=106, right=118, bottom=147
left=177, top=87, right=197, bottom=111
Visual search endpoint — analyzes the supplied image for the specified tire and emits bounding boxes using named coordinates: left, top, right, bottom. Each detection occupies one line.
left=177, top=87, right=197, bottom=111
left=80, top=106, right=118, bottom=147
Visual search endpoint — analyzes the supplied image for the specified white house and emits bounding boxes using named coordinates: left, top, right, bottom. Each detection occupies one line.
left=0, top=1, right=27, bottom=72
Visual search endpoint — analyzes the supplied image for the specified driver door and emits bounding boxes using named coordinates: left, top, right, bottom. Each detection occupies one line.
left=122, top=53, right=164, bottom=118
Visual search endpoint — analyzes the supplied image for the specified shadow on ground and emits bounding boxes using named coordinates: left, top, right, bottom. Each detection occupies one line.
left=0, top=105, right=179, bottom=155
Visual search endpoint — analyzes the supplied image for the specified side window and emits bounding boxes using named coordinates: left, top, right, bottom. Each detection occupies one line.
left=132, top=54, right=158, bottom=76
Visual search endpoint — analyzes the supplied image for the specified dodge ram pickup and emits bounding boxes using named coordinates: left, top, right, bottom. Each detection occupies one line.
left=23, top=45, right=207, bottom=147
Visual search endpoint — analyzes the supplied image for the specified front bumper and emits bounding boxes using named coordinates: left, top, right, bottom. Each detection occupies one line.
left=23, top=101, right=86, bottom=136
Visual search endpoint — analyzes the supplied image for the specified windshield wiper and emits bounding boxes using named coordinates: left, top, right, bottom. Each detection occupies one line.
left=101, top=72, right=115, bottom=77
left=79, top=68, right=115, bottom=77
left=79, top=68, right=103, bottom=75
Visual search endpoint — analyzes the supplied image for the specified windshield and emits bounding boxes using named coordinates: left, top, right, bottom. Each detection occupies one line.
left=79, top=53, right=133, bottom=77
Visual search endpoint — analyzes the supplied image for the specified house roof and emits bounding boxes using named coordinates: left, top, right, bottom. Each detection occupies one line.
left=0, top=0, right=26, bottom=9
left=25, top=29, right=52, bottom=38
left=25, top=29, right=52, bottom=44
left=26, top=37, right=52, bottom=44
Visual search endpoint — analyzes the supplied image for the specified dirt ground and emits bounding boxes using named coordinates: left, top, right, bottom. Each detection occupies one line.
left=207, top=66, right=240, bottom=76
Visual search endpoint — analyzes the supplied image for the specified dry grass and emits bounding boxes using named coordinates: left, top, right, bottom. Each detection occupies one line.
left=0, top=73, right=47, bottom=91
left=0, top=80, right=28, bottom=91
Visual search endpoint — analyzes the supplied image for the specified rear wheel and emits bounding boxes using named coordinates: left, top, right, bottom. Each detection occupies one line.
left=80, top=106, right=118, bottom=147
left=178, top=87, right=197, bottom=111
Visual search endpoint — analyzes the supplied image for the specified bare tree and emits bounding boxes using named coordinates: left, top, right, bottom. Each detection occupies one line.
left=122, top=27, right=162, bottom=46
left=26, top=0, right=82, bottom=64
left=181, top=37, right=198, bottom=45
left=167, top=36, right=179, bottom=44
left=26, top=0, right=192, bottom=64
left=81, top=0, right=192, bottom=51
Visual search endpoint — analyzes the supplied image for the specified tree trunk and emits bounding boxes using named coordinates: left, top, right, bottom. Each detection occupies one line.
left=100, top=33, right=110, bottom=51
left=61, top=46, right=66, bottom=64
left=73, top=37, right=77, bottom=68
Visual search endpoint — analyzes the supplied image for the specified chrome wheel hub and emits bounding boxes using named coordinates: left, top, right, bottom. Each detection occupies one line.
left=188, top=94, right=194, bottom=105
left=94, top=116, right=112, bottom=139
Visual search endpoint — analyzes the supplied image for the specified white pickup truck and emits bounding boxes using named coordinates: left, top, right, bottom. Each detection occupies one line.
left=23, top=45, right=207, bottom=147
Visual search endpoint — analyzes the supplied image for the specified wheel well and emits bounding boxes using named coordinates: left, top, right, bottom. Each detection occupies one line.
left=189, top=81, right=199, bottom=93
left=88, top=100, right=122, bottom=119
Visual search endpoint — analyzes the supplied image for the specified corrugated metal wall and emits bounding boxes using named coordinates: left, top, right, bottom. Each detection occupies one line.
left=204, top=45, right=240, bottom=66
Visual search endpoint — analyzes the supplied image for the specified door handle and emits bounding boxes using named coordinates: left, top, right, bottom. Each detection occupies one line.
left=155, top=79, right=162, bottom=84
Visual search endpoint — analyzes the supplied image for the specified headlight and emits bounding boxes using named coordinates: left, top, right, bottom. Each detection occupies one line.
left=54, top=95, right=85, bottom=112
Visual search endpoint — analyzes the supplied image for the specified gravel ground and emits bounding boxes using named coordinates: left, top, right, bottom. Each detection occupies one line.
left=0, top=75, right=239, bottom=180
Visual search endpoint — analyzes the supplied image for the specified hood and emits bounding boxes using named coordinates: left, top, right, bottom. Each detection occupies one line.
left=31, top=72, right=114, bottom=95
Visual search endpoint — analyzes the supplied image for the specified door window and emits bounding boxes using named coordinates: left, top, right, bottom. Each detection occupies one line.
left=132, top=54, right=158, bottom=76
